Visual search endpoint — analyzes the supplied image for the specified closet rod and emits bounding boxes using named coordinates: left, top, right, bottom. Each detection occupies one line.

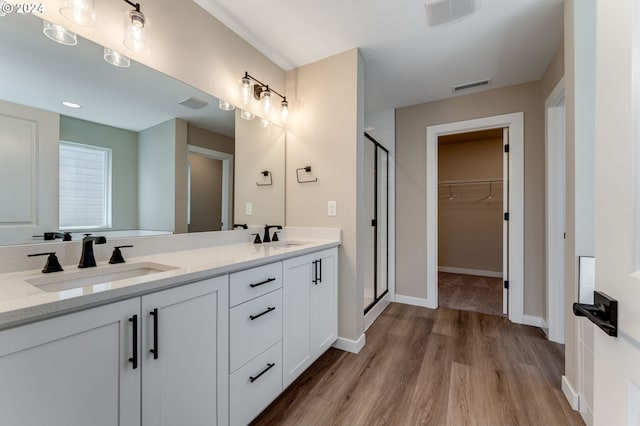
left=438, top=178, right=503, bottom=186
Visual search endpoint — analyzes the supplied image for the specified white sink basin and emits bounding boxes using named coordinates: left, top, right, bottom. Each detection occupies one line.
left=25, top=262, right=178, bottom=293
left=266, top=241, right=309, bottom=249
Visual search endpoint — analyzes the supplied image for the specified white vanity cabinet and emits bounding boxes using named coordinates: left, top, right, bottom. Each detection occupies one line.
left=0, top=275, right=229, bottom=426
left=282, top=248, right=337, bottom=388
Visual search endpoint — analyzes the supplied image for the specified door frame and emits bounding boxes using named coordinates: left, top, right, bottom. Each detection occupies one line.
left=426, top=112, right=524, bottom=324
left=187, top=145, right=234, bottom=231
left=545, top=77, right=566, bottom=343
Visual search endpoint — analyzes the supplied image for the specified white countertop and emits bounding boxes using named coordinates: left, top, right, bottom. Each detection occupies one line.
left=0, top=238, right=339, bottom=331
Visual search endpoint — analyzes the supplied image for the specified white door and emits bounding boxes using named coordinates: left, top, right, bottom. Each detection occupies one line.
left=592, top=0, right=640, bottom=424
left=141, top=276, right=228, bottom=426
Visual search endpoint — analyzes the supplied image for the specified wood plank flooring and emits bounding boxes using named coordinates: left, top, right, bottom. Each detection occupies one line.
left=439, top=272, right=504, bottom=317
left=252, top=303, right=584, bottom=426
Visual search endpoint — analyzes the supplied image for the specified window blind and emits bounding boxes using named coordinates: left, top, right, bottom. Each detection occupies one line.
left=59, top=141, right=111, bottom=229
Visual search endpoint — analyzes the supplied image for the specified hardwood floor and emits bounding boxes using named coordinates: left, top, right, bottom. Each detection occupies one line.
left=439, top=272, right=504, bottom=317
left=252, top=303, right=584, bottom=426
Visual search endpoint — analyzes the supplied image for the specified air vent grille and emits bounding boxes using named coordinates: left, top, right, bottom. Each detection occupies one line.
left=425, top=0, right=475, bottom=26
left=178, top=97, right=208, bottom=109
left=452, top=79, right=492, bottom=93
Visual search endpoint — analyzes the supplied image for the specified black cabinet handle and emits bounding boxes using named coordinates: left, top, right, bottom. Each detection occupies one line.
left=249, top=277, right=276, bottom=288
left=249, top=306, right=276, bottom=320
left=129, top=315, right=138, bottom=369
left=312, top=260, right=318, bottom=284
left=149, top=308, right=158, bottom=360
left=318, top=258, right=322, bottom=283
left=249, top=363, right=275, bottom=383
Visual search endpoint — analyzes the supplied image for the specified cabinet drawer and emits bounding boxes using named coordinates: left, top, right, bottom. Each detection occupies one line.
left=230, top=341, right=282, bottom=426
left=230, top=289, right=282, bottom=372
left=230, top=262, right=282, bottom=307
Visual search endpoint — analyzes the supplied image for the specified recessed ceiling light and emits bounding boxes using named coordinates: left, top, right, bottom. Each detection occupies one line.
left=62, top=101, right=81, bottom=109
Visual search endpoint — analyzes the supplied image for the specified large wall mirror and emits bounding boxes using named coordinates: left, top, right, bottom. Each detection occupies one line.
left=0, top=14, right=285, bottom=246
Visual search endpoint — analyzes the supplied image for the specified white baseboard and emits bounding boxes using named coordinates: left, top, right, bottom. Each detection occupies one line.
left=562, top=375, right=580, bottom=411
left=332, top=333, right=366, bottom=354
left=522, top=315, right=548, bottom=329
left=438, top=266, right=503, bottom=278
left=394, top=294, right=435, bottom=309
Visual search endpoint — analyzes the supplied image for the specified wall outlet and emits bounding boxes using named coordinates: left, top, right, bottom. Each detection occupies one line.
left=245, top=202, right=253, bottom=216
left=328, top=200, right=337, bottom=216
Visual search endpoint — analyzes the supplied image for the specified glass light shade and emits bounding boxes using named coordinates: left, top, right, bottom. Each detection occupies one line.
left=259, top=118, right=271, bottom=128
left=42, top=20, right=77, bottom=46
left=240, top=109, right=255, bottom=120
left=123, top=11, right=150, bottom=55
left=60, top=0, right=96, bottom=26
left=239, top=77, right=252, bottom=105
left=103, top=47, right=131, bottom=68
left=280, top=100, right=289, bottom=124
left=219, top=99, right=235, bottom=111
left=260, top=88, right=272, bottom=114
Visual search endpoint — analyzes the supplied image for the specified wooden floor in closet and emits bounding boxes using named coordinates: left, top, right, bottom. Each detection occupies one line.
left=252, top=303, right=584, bottom=426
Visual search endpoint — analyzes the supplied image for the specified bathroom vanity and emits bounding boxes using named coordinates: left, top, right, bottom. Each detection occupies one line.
left=0, top=230, right=339, bottom=426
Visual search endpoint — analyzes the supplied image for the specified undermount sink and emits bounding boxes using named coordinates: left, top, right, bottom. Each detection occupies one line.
left=266, top=241, right=309, bottom=249
left=25, top=262, right=178, bottom=293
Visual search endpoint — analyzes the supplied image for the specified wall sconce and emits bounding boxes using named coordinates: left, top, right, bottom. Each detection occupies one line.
left=60, top=0, right=96, bottom=27
left=123, top=0, right=150, bottom=55
left=238, top=72, right=289, bottom=124
left=42, top=20, right=77, bottom=45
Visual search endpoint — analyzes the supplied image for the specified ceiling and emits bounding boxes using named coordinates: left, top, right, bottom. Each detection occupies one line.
left=194, top=0, right=564, bottom=114
left=1, top=13, right=235, bottom=136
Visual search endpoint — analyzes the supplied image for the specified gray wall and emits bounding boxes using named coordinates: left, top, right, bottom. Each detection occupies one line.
left=188, top=153, right=223, bottom=232
left=60, top=115, right=138, bottom=231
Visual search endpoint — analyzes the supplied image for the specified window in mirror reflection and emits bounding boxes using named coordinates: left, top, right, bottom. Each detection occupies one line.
left=59, top=141, right=112, bottom=230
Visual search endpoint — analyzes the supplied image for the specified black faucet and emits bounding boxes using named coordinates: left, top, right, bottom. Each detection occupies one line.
left=78, top=234, right=107, bottom=268
left=263, top=225, right=282, bottom=243
left=233, top=223, right=248, bottom=229
left=33, top=232, right=72, bottom=241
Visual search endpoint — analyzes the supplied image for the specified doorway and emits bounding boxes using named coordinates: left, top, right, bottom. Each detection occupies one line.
left=437, top=128, right=506, bottom=316
left=187, top=145, right=234, bottom=232
left=426, top=113, right=524, bottom=324
left=363, top=133, right=390, bottom=321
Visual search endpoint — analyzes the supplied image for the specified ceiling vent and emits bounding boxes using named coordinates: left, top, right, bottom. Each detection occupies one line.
left=425, top=0, right=475, bottom=26
left=452, top=78, right=492, bottom=93
left=178, top=97, right=208, bottom=109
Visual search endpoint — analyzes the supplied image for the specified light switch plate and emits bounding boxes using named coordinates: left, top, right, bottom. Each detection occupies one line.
left=245, top=202, right=253, bottom=215
left=328, top=200, right=337, bottom=216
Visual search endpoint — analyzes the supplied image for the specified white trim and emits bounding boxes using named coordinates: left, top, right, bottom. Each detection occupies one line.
left=426, top=112, right=525, bottom=323
left=522, top=315, right=547, bottom=329
left=187, top=145, right=234, bottom=231
left=394, top=294, right=432, bottom=309
left=437, top=266, right=503, bottom=278
left=332, top=334, right=366, bottom=354
left=562, top=375, right=581, bottom=411
left=364, top=294, right=390, bottom=331
left=545, top=77, right=567, bottom=344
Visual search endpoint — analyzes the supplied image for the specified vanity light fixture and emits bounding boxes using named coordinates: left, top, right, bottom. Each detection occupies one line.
left=219, top=99, right=235, bottom=111
left=239, top=72, right=290, bottom=124
left=103, top=47, right=131, bottom=68
left=240, top=109, right=255, bottom=120
left=62, top=101, right=81, bottom=108
left=60, top=0, right=96, bottom=27
left=42, top=20, right=78, bottom=46
left=122, top=0, right=150, bottom=55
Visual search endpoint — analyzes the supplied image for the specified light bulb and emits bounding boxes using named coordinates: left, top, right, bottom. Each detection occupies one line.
left=60, top=0, right=95, bottom=26
left=103, top=47, right=131, bottom=68
left=42, top=20, right=77, bottom=46
left=260, top=87, right=271, bottom=115
left=123, top=10, right=150, bottom=55
left=240, top=109, right=255, bottom=120
left=280, top=99, right=289, bottom=124
left=219, top=99, right=235, bottom=111
left=259, top=118, right=271, bottom=128
left=239, top=76, right=252, bottom=105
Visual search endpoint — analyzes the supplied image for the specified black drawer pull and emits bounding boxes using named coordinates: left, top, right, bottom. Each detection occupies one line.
left=128, top=315, right=138, bottom=369
left=249, top=277, right=276, bottom=288
left=249, top=306, right=276, bottom=320
left=249, top=362, right=275, bottom=383
left=318, top=258, right=322, bottom=283
left=149, top=308, right=158, bottom=360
